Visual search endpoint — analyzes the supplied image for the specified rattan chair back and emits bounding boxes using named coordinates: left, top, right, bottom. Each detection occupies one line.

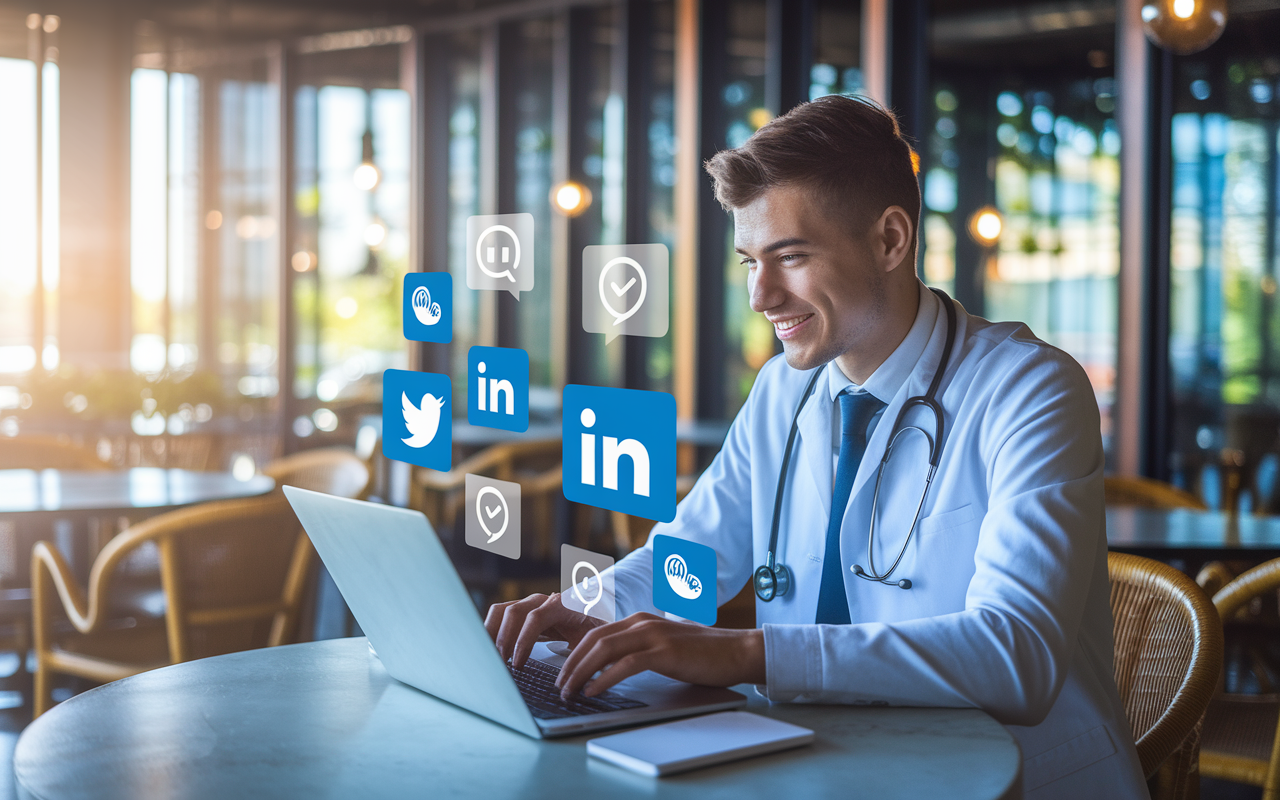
left=1109, top=552, right=1223, bottom=778
left=1105, top=475, right=1207, bottom=510
left=263, top=446, right=370, bottom=499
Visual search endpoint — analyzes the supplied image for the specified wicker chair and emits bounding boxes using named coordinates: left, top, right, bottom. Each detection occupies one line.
left=262, top=446, right=370, bottom=500
left=1105, top=475, right=1207, bottom=510
left=31, top=493, right=311, bottom=717
left=409, top=439, right=561, bottom=535
left=1109, top=552, right=1223, bottom=798
left=1200, top=558, right=1280, bottom=797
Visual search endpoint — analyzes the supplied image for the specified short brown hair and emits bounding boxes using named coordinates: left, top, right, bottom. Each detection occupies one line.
left=705, top=95, right=921, bottom=240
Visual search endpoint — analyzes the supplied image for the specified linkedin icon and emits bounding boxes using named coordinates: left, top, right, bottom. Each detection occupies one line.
left=561, top=385, right=676, bottom=523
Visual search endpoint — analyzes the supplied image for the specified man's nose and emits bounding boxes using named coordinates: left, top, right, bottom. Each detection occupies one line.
left=749, top=263, right=783, bottom=313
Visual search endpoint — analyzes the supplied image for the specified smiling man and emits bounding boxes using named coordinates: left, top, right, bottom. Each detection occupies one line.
left=485, top=95, right=1145, bottom=798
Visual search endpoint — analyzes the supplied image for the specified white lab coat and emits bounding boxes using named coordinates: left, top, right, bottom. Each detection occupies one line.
left=610, top=286, right=1147, bottom=798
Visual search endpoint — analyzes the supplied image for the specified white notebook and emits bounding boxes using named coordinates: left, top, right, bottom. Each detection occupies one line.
left=586, top=711, right=815, bottom=776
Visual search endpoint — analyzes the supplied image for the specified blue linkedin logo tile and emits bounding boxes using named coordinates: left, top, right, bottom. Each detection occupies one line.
left=561, top=385, right=675, bottom=522
left=467, top=346, right=529, bottom=432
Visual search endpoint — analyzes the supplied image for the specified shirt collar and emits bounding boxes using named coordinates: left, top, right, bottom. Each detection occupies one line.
left=826, top=281, right=940, bottom=406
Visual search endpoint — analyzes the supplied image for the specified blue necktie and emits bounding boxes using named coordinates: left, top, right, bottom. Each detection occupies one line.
left=815, top=390, right=884, bottom=625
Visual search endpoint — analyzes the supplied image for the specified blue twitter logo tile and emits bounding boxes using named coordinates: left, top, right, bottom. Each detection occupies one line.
left=403, top=272, right=452, bottom=343
left=652, top=534, right=717, bottom=626
left=382, top=369, right=452, bottom=471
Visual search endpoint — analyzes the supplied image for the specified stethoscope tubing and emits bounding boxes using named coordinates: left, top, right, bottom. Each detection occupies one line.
left=756, top=287, right=958, bottom=599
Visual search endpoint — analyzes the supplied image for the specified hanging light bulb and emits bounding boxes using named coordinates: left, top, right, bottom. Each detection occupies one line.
left=1140, top=0, right=1227, bottom=55
left=968, top=206, right=1003, bottom=246
left=550, top=180, right=592, bottom=217
left=353, top=129, right=380, bottom=191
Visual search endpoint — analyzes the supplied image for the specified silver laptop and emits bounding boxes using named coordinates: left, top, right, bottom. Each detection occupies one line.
left=283, top=486, right=746, bottom=738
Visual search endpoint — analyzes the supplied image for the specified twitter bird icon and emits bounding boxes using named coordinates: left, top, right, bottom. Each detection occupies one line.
left=382, top=370, right=452, bottom=471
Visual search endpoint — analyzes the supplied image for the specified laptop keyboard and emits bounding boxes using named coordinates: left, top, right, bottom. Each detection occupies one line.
left=507, top=657, right=648, bottom=720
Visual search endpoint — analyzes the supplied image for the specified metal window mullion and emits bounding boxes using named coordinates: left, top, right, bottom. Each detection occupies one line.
left=623, top=0, right=653, bottom=391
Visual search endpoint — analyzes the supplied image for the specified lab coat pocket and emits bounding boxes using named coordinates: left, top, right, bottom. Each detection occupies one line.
left=912, top=504, right=981, bottom=597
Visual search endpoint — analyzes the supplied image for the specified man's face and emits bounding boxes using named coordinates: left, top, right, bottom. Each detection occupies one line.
left=736, top=185, right=886, bottom=371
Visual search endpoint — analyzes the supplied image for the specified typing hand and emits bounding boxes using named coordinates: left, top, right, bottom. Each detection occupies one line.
left=553, top=613, right=765, bottom=700
left=484, top=592, right=604, bottom=669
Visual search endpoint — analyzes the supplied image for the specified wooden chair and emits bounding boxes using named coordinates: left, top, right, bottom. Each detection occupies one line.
left=1109, top=552, right=1223, bottom=798
left=1200, top=558, right=1280, bottom=797
left=262, top=446, right=371, bottom=500
left=31, top=493, right=311, bottom=717
left=1105, top=475, right=1207, bottom=510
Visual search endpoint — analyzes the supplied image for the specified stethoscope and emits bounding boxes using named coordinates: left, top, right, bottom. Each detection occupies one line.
left=753, top=287, right=958, bottom=600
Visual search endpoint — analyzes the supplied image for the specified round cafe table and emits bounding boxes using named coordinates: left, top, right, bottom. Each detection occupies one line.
left=15, top=637, right=1023, bottom=800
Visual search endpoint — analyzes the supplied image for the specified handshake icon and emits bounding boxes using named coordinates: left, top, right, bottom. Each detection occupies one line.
left=652, top=535, right=716, bottom=625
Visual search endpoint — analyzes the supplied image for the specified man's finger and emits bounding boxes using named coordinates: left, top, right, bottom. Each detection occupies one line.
left=582, top=653, right=648, bottom=697
left=483, top=600, right=518, bottom=641
left=555, top=617, right=627, bottom=686
left=494, top=594, right=548, bottom=660
left=511, top=594, right=566, bottom=668
left=558, top=630, right=639, bottom=699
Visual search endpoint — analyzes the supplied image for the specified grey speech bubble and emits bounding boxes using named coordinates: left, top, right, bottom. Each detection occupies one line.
left=465, top=474, right=521, bottom=560
left=560, top=544, right=615, bottom=623
left=466, top=213, right=536, bottom=300
left=582, top=244, right=670, bottom=343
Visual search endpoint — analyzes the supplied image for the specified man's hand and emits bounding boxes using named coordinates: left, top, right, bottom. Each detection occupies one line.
left=484, top=592, right=604, bottom=669
left=553, top=613, right=765, bottom=700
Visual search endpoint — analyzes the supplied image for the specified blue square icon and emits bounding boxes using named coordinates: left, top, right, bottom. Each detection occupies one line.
left=382, top=369, right=452, bottom=471
left=652, top=534, right=717, bottom=625
left=562, top=385, right=675, bottom=522
left=403, top=272, right=452, bottom=343
left=467, top=346, right=529, bottom=432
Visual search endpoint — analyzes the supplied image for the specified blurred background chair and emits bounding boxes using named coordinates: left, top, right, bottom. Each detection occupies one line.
left=1109, top=551, right=1222, bottom=799
left=1201, top=558, right=1280, bottom=797
left=262, top=446, right=371, bottom=500
left=410, top=439, right=560, bottom=537
left=1105, top=475, right=1207, bottom=511
left=31, top=493, right=310, bottom=717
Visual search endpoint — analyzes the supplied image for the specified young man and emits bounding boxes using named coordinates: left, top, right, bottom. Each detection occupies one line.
left=485, top=95, right=1145, bottom=798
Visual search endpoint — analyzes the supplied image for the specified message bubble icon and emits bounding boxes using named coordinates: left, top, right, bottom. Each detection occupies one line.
left=466, top=213, right=535, bottom=300
left=583, top=244, right=669, bottom=343
left=560, top=544, right=615, bottom=623
left=464, top=474, right=521, bottom=559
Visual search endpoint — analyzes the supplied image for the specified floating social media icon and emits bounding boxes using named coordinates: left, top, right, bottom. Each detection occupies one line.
left=560, top=544, right=615, bottom=623
left=467, top=346, right=529, bottom=432
left=562, top=385, right=676, bottom=522
left=465, top=474, right=521, bottom=559
left=582, top=244, right=670, bottom=343
left=652, top=534, right=717, bottom=625
left=403, top=272, right=452, bottom=343
left=381, top=369, right=453, bottom=471
left=466, top=213, right=535, bottom=300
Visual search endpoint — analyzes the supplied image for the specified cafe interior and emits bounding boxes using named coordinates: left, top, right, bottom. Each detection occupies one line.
left=1, top=0, right=1280, bottom=796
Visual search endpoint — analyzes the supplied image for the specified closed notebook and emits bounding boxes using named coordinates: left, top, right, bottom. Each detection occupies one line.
left=586, top=711, right=815, bottom=776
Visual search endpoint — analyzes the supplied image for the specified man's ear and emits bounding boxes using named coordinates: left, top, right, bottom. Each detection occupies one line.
left=873, top=205, right=915, bottom=273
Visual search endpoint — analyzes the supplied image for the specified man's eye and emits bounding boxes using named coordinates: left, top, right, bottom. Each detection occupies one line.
left=740, top=257, right=755, bottom=267
left=779, top=253, right=803, bottom=263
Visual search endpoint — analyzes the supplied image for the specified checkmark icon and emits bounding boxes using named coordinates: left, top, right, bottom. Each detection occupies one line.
left=485, top=504, right=502, bottom=519
left=611, top=277, right=637, bottom=297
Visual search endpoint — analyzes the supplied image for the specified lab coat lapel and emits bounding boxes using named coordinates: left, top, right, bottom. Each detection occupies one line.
left=796, top=367, right=833, bottom=524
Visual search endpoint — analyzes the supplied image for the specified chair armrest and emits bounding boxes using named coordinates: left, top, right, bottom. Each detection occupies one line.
left=32, top=541, right=96, bottom=633
left=1213, top=558, right=1280, bottom=619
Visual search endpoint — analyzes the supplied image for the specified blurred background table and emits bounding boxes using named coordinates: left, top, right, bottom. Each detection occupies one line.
left=14, top=637, right=1023, bottom=800
left=1106, top=506, right=1280, bottom=564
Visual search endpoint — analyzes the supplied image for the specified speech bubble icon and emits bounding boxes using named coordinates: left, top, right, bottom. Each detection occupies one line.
left=475, top=224, right=520, bottom=283
left=475, top=486, right=509, bottom=543
left=597, top=257, right=648, bottom=344
left=572, top=560, right=603, bottom=618
left=467, top=214, right=535, bottom=301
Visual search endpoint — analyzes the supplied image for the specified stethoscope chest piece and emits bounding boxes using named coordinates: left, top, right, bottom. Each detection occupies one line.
left=753, top=561, right=791, bottom=602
